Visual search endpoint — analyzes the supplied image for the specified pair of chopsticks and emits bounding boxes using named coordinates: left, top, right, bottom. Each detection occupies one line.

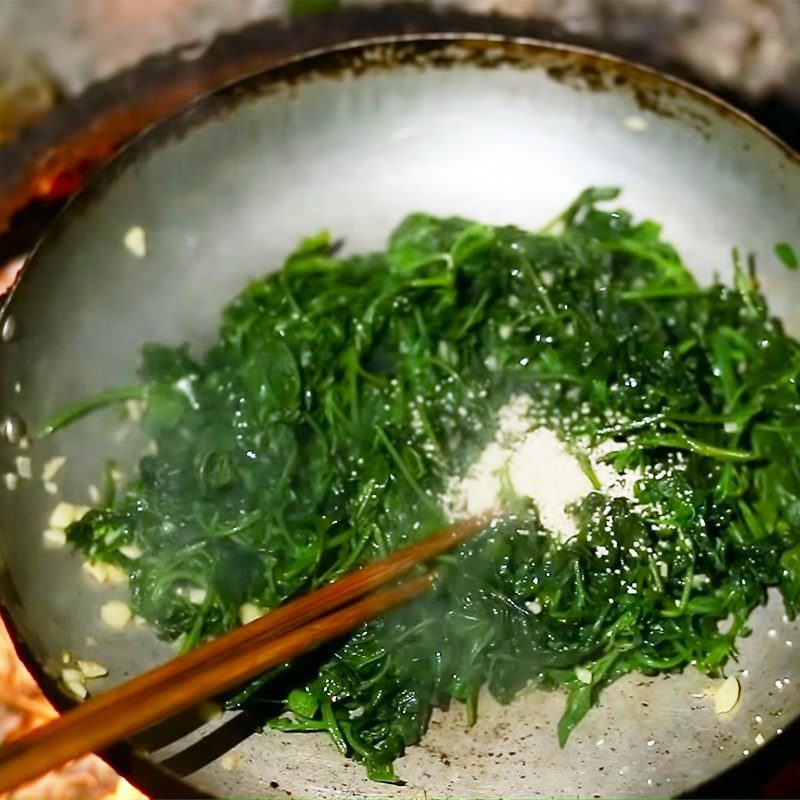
left=0, top=513, right=489, bottom=793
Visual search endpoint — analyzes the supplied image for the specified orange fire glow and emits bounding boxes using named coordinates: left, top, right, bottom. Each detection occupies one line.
left=0, top=256, right=22, bottom=295
left=101, top=775, right=147, bottom=800
left=0, top=621, right=148, bottom=800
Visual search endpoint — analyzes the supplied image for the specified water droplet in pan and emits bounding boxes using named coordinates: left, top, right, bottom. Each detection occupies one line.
left=1, top=315, right=17, bottom=343
left=1, top=413, right=25, bottom=444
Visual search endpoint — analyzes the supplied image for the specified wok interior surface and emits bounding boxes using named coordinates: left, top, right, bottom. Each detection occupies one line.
left=1, top=37, right=800, bottom=799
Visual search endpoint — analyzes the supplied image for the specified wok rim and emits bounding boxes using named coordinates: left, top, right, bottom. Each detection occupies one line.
left=1, top=32, right=799, bottom=800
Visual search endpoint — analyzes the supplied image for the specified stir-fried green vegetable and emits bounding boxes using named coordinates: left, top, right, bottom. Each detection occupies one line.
left=61, top=189, right=800, bottom=781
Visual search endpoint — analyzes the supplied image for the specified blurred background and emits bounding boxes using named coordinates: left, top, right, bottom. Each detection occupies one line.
left=0, top=1, right=799, bottom=797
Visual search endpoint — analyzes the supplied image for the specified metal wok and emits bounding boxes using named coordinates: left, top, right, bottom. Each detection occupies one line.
left=1, top=36, right=799, bottom=799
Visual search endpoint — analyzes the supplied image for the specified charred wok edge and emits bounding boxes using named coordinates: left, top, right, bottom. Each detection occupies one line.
left=2, top=3, right=800, bottom=257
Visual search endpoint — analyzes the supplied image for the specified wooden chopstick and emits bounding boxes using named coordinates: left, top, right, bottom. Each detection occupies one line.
left=0, top=575, right=432, bottom=793
left=0, top=514, right=489, bottom=793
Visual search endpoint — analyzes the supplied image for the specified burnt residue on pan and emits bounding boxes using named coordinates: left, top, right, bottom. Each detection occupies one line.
left=97, top=34, right=800, bottom=170
left=12, top=33, right=799, bottom=272
left=0, top=7, right=564, bottom=242
left=208, top=35, right=701, bottom=119
left=2, top=8, right=799, bottom=258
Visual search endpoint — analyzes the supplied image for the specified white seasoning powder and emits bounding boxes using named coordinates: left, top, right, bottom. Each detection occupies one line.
left=442, top=393, right=641, bottom=541
left=589, top=439, right=643, bottom=501
left=450, top=441, right=508, bottom=518
left=507, top=427, right=592, bottom=538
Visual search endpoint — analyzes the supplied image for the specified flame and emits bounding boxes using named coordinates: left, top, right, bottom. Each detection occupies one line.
left=0, top=256, right=23, bottom=295
left=101, top=775, right=148, bottom=800
left=0, top=621, right=149, bottom=799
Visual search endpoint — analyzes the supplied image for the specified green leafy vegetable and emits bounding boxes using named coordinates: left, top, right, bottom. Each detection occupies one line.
left=775, top=241, right=799, bottom=270
left=60, top=190, right=800, bottom=781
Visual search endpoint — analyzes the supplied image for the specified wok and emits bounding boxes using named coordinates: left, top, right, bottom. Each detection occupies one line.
left=0, top=36, right=799, bottom=799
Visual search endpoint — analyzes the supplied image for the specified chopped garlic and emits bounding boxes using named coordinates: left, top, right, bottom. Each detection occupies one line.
left=119, top=543, right=142, bottom=560
left=125, top=398, right=146, bottom=421
left=42, top=456, right=66, bottom=482
left=187, top=587, right=207, bottom=605
left=106, top=564, right=129, bottom=584
left=123, top=226, right=147, bottom=257
left=42, top=528, right=67, bottom=548
left=14, top=456, right=31, bottom=480
left=83, top=561, right=105, bottom=582
left=49, top=501, right=90, bottom=530
left=3, top=473, right=18, bottom=491
left=113, top=423, right=132, bottom=444
left=714, top=675, right=741, bottom=714
left=754, top=732, right=765, bottom=746
left=623, top=115, right=648, bottom=133
left=44, top=481, right=59, bottom=495
left=88, top=484, right=102, bottom=504
left=100, top=600, right=132, bottom=629
left=525, top=599, right=542, bottom=615
left=239, top=602, right=267, bottom=625
left=82, top=561, right=127, bottom=585
left=77, top=659, right=108, bottom=679
left=61, top=667, right=87, bottom=700
left=575, top=667, right=593, bottom=685
left=221, top=753, right=242, bottom=771
left=65, top=680, right=87, bottom=700
left=49, top=502, right=76, bottom=529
